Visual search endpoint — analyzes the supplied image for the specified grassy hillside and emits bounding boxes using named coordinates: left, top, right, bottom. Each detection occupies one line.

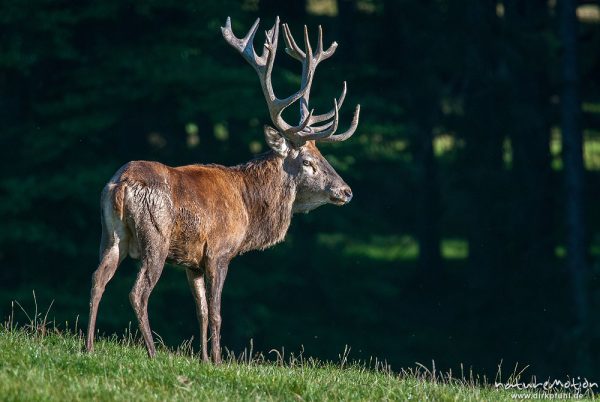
left=0, top=324, right=593, bottom=401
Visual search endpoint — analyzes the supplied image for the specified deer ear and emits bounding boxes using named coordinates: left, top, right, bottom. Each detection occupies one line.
left=264, top=125, right=289, bottom=157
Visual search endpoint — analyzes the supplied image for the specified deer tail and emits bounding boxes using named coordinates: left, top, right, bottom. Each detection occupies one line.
left=112, top=181, right=127, bottom=221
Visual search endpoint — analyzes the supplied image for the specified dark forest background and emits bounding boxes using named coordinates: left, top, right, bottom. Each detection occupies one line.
left=1, top=0, right=599, bottom=380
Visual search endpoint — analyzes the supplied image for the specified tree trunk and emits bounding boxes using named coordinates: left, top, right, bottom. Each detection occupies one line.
left=504, top=0, right=555, bottom=278
left=415, top=122, right=443, bottom=273
left=462, top=0, right=508, bottom=286
left=559, top=0, right=589, bottom=370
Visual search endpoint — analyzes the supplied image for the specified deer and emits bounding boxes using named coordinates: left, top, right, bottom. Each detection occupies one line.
left=85, top=16, right=360, bottom=364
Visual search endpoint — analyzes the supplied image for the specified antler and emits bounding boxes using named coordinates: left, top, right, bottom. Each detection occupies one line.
left=222, top=17, right=360, bottom=146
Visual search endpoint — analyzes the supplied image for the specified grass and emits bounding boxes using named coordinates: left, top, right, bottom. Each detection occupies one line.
left=0, top=333, right=595, bottom=401
left=0, top=300, right=595, bottom=401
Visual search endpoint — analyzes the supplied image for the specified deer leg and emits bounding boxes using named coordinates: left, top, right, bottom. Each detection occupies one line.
left=129, top=248, right=168, bottom=358
left=205, top=259, right=229, bottom=364
left=86, top=216, right=128, bottom=353
left=186, top=268, right=209, bottom=362
left=86, top=245, right=120, bottom=352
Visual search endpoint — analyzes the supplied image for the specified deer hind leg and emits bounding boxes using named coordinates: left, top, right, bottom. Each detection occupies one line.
left=129, top=222, right=169, bottom=358
left=186, top=268, right=209, bottom=362
left=86, top=209, right=129, bottom=353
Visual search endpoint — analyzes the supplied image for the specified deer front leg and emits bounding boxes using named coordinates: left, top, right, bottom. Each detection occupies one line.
left=186, top=268, right=209, bottom=362
left=205, top=258, right=229, bottom=364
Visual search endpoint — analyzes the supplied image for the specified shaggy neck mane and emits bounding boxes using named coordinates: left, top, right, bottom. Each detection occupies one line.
left=233, top=151, right=296, bottom=253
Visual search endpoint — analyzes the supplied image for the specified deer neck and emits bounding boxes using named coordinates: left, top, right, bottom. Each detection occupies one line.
left=236, top=151, right=297, bottom=252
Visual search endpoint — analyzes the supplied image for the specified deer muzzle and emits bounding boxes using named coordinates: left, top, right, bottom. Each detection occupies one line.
left=329, top=186, right=353, bottom=205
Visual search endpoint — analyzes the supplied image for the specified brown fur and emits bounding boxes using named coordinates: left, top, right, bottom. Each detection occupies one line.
left=85, top=144, right=352, bottom=363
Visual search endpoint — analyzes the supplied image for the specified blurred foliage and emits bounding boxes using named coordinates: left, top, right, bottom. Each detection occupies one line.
left=1, top=0, right=600, bottom=380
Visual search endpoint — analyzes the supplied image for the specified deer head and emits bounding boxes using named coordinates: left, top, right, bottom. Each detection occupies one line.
left=222, top=17, right=360, bottom=213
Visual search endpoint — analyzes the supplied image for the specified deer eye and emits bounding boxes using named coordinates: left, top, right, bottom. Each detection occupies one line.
left=302, top=160, right=311, bottom=167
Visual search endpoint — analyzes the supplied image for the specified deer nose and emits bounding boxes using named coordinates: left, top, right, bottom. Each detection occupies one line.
left=342, top=187, right=353, bottom=201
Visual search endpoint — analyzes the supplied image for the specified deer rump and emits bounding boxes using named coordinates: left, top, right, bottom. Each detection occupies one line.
left=103, top=160, right=255, bottom=269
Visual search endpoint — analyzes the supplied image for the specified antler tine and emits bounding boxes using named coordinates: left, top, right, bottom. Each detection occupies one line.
left=290, top=99, right=340, bottom=143
left=221, top=17, right=265, bottom=69
left=293, top=25, right=315, bottom=123
left=322, top=40, right=338, bottom=61
left=261, top=18, right=279, bottom=100
left=309, top=81, right=347, bottom=125
left=303, top=25, right=313, bottom=63
left=283, top=23, right=304, bottom=61
left=307, top=119, right=335, bottom=133
left=319, top=104, right=361, bottom=143
left=317, top=25, right=338, bottom=62
left=309, top=99, right=340, bottom=140
left=283, top=108, right=315, bottom=141
left=317, top=25, right=324, bottom=55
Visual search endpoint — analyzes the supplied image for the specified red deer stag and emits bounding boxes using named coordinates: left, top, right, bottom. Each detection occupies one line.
left=86, top=16, right=360, bottom=363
